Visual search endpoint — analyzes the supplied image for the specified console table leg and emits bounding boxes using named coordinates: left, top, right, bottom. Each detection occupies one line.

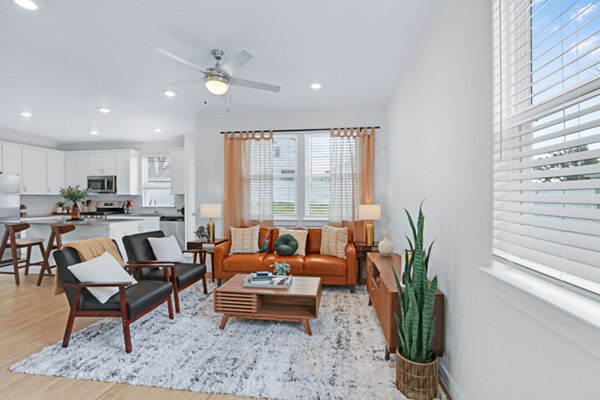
left=368, top=297, right=372, bottom=306
left=302, top=319, right=312, bottom=336
left=219, top=314, right=230, bottom=330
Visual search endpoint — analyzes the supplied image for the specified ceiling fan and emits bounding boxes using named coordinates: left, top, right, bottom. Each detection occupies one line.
left=156, top=48, right=281, bottom=98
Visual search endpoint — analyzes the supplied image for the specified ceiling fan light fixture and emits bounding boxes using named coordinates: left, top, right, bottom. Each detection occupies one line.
left=204, top=75, right=229, bottom=95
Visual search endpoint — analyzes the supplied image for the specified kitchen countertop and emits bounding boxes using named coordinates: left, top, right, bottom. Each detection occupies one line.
left=25, top=218, right=142, bottom=225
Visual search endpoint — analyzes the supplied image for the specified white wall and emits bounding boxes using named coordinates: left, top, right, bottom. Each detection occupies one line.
left=193, top=108, right=386, bottom=238
left=384, top=1, right=600, bottom=399
left=0, top=127, right=60, bottom=149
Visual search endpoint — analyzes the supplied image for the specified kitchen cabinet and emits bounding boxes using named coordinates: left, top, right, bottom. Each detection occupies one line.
left=170, top=149, right=185, bottom=195
left=1, top=142, right=22, bottom=177
left=90, top=152, right=117, bottom=176
left=116, top=150, right=139, bottom=195
left=65, top=152, right=91, bottom=188
left=46, top=150, right=65, bottom=194
left=22, top=147, right=47, bottom=194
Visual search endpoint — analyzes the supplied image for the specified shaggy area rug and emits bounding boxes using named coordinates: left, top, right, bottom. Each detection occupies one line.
left=11, top=284, right=446, bottom=400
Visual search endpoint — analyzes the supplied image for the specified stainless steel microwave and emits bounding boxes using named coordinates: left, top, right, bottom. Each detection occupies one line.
left=87, top=176, right=117, bottom=193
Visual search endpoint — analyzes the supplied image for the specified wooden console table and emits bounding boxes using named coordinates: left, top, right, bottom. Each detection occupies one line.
left=366, top=252, right=445, bottom=360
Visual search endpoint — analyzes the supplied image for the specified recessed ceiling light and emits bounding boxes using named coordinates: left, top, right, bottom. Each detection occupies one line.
left=310, top=83, right=322, bottom=90
left=153, top=127, right=162, bottom=133
left=19, top=111, right=32, bottom=118
left=14, top=0, right=38, bottom=10
left=98, top=107, right=111, bottom=114
left=89, top=130, right=99, bottom=135
left=163, top=90, right=176, bottom=98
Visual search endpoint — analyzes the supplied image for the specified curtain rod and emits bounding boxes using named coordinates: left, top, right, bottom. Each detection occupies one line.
left=220, top=126, right=380, bottom=134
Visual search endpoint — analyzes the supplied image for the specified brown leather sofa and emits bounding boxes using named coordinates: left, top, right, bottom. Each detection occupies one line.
left=214, top=227, right=357, bottom=286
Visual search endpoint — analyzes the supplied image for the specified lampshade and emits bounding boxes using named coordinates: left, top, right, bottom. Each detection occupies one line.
left=359, top=204, right=381, bottom=220
left=200, top=203, right=222, bottom=218
left=204, top=76, right=229, bottom=95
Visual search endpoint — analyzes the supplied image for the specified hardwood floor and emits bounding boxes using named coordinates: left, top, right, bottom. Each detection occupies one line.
left=0, top=273, right=251, bottom=400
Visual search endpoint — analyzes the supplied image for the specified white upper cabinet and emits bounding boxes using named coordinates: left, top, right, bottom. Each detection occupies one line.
left=170, top=149, right=185, bottom=195
left=1, top=142, right=23, bottom=177
left=65, top=152, right=91, bottom=188
left=46, top=150, right=65, bottom=194
left=90, top=152, right=117, bottom=176
left=22, top=147, right=47, bottom=194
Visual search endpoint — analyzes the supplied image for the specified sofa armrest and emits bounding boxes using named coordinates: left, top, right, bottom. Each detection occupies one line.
left=213, top=240, right=232, bottom=280
left=345, top=242, right=357, bottom=285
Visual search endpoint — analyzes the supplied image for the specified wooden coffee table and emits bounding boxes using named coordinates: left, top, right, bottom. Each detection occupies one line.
left=214, top=274, right=322, bottom=335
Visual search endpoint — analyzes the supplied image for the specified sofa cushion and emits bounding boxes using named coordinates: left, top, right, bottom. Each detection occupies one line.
left=223, top=253, right=267, bottom=272
left=306, top=228, right=323, bottom=254
left=261, top=254, right=305, bottom=274
left=141, top=263, right=207, bottom=288
left=304, top=254, right=347, bottom=276
left=274, top=234, right=298, bottom=256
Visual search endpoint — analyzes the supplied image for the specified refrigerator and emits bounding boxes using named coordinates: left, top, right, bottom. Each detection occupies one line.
left=0, top=174, right=21, bottom=266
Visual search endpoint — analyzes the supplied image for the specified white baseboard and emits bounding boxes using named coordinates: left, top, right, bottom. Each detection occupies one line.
left=438, top=361, right=467, bottom=400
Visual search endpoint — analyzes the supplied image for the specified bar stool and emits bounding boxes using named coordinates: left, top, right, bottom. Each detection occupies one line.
left=37, top=224, right=76, bottom=286
left=0, top=223, right=46, bottom=286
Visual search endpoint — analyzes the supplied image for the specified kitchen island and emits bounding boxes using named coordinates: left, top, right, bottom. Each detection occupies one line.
left=24, top=217, right=142, bottom=263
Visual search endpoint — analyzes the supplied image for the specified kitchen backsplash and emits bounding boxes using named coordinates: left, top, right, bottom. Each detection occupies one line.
left=21, top=194, right=185, bottom=217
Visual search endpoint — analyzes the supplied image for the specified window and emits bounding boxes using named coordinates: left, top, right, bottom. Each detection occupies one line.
left=493, top=0, right=600, bottom=295
left=272, top=135, right=297, bottom=218
left=305, top=133, right=331, bottom=218
left=142, top=155, right=174, bottom=207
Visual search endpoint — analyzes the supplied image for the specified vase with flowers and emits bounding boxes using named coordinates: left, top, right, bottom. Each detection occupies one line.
left=59, top=185, right=90, bottom=220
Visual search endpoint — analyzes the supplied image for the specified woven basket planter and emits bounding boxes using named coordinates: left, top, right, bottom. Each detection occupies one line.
left=395, top=351, right=438, bottom=400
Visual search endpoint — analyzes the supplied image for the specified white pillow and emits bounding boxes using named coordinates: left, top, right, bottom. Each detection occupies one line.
left=279, top=228, right=309, bottom=256
left=230, top=225, right=260, bottom=254
left=68, top=252, right=137, bottom=304
left=148, top=235, right=184, bottom=262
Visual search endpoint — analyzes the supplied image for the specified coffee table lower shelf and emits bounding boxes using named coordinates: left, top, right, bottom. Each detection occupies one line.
left=214, top=274, right=322, bottom=336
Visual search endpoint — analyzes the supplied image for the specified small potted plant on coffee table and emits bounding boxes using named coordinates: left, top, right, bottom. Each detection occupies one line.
left=272, top=261, right=291, bottom=276
left=393, top=204, right=439, bottom=400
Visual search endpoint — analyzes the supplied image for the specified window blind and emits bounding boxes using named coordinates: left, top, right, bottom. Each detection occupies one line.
left=493, top=0, right=600, bottom=294
left=272, top=135, right=296, bottom=217
left=305, top=133, right=331, bottom=218
left=144, top=156, right=172, bottom=183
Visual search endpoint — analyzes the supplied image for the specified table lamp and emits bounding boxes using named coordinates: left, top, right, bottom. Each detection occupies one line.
left=200, top=203, right=222, bottom=242
left=359, top=204, right=381, bottom=246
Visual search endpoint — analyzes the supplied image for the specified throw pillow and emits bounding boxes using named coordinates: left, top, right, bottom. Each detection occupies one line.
left=320, top=226, right=349, bottom=259
left=148, top=235, right=184, bottom=262
left=68, top=252, right=137, bottom=304
left=230, top=225, right=260, bottom=254
left=279, top=228, right=308, bottom=256
left=274, top=234, right=298, bottom=256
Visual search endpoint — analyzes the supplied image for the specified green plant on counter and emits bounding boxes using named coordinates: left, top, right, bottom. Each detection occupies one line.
left=56, top=201, right=64, bottom=207
left=20, top=204, right=27, bottom=210
left=195, top=226, right=207, bottom=241
left=59, top=185, right=90, bottom=204
left=272, top=261, right=291, bottom=276
left=393, top=203, right=438, bottom=364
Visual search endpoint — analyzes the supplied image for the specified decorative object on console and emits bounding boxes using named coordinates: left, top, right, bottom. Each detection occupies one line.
left=274, top=234, right=298, bottom=256
left=359, top=204, right=381, bottom=246
left=378, top=229, right=394, bottom=256
left=272, top=261, right=291, bottom=276
left=19, top=204, right=27, bottom=218
left=393, top=204, right=439, bottom=400
left=195, top=225, right=208, bottom=241
left=200, top=203, right=222, bottom=242
left=60, top=185, right=90, bottom=221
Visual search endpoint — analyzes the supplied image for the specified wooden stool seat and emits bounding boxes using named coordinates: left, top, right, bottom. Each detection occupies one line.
left=0, top=223, right=46, bottom=286
left=7, top=238, right=45, bottom=247
left=37, top=224, right=76, bottom=286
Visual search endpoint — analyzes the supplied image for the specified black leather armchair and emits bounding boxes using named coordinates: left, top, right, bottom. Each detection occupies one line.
left=122, top=231, right=208, bottom=313
left=54, top=246, right=174, bottom=353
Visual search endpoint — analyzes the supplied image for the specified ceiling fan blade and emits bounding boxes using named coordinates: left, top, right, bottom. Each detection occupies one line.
left=221, top=50, right=253, bottom=76
left=155, top=48, right=206, bottom=73
left=229, top=77, right=281, bottom=93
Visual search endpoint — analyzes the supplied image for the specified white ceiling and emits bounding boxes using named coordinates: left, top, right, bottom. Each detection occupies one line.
left=0, top=0, right=436, bottom=143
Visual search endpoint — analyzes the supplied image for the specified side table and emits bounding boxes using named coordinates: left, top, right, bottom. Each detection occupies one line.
left=354, top=241, right=379, bottom=286
left=187, top=239, right=228, bottom=283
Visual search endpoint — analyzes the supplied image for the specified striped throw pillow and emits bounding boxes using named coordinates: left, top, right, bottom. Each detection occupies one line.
left=229, top=225, right=260, bottom=254
left=320, top=226, right=348, bottom=259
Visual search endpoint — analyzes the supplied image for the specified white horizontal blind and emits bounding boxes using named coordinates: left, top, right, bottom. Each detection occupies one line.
left=493, top=0, right=600, bottom=294
left=244, top=136, right=273, bottom=221
left=272, top=135, right=297, bottom=218
left=145, top=156, right=171, bottom=183
left=305, top=133, right=331, bottom=218
left=142, top=155, right=174, bottom=207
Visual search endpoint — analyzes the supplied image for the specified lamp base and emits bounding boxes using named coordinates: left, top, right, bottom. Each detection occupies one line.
left=207, top=220, right=215, bottom=242
left=365, top=223, right=375, bottom=246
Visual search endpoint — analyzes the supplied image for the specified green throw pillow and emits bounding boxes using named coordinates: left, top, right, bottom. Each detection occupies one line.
left=274, top=234, right=298, bottom=256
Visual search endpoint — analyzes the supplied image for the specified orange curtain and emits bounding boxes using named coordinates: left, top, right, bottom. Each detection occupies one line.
left=223, top=131, right=274, bottom=238
left=355, top=127, right=376, bottom=242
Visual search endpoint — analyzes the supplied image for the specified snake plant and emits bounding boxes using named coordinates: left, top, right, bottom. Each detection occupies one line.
left=393, top=203, right=438, bottom=363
